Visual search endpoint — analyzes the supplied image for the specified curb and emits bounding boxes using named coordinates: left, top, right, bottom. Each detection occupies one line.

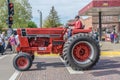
left=34, top=52, right=120, bottom=57
left=101, top=51, right=120, bottom=57
left=34, top=52, right=59, bottom=57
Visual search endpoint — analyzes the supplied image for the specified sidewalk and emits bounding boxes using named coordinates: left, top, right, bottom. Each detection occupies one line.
left=101, top=41, right=120, bottom=57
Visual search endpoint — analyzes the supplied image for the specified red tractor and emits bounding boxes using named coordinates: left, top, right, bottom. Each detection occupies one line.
left=13, top=27, right=100, bottom=71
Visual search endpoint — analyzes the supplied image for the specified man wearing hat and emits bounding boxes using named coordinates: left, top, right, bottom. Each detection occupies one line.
left=68, top=15, right=83, bottom=29
left=67, top=15, right=83, bottom=37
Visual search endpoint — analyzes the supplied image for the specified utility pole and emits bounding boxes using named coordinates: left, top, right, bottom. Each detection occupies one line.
left=99, top=12, right=102, bottom=41
left=38, top=10, right=42, bottom=28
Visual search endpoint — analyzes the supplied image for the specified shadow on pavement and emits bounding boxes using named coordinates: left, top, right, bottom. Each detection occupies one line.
left=92, top=70, right=120, bottom=77
left=91, top=58, right=120, bottom=76
left=1, top=49, right=13, bottom=55
left=29, top=61, right=65, bottom=71
left=93, top=59, right=120, bottom=70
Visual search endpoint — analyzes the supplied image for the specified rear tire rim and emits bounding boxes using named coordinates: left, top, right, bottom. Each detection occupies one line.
left=72, top=41, right=94, bottom=64
left=16, top=57, right=29, bottom=69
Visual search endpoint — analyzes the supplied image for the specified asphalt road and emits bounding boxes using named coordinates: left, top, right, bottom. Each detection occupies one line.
left=1, top=41, right=120, bottom=80
left=0, top=52, right=120, bottom=80
left=0, top=54, right=17, bottom=80
left=17, top=56, right=120, bottom=80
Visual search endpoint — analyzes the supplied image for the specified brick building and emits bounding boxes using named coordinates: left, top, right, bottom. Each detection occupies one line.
left=81, top=17, right=92, bottom=29
left=82, top=16, right=120, bottom=33
left=79, top=0, right=120, bottom=41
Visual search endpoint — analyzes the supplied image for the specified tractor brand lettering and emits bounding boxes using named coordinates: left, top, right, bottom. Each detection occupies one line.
left=26, top=34, right=61, bottom=38
left=38, top=47, right=47, bottom=50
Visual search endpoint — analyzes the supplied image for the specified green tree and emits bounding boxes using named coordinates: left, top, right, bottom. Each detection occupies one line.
left=43, top=6, right=62, bottom=28
left=0, top=0, right=8, bottom=29
left=28, top=21, right=37, bottom=28
left=0, top=0, right=32, bottom=30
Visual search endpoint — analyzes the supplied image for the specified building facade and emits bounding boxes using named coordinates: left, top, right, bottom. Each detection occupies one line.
left=82, top=16, right=120, bottom=33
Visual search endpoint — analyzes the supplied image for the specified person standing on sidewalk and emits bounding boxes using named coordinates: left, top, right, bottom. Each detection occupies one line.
left=0, top=36, right=4, bottom=55
left=1, top=32, right=6, bottom=49
left=93, top=29, right=99, bottom=41
left=114, top=33, right=119, bottom=43
left=110, top=32, right=114, bottom=43
left=8, top=34, right=16, bottom=53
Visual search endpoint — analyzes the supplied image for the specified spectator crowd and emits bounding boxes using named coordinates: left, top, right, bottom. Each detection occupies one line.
left=0, top=31, right=17, bottom=55
left=110, top=31, right=119, bottom=43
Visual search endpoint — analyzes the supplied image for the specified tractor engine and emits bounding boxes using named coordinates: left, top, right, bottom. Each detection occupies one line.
left=28, top=37, right=63, bottom=54
left=29, top=37, right=49, bottom=47
left=16, top=28, right=66, bottom=54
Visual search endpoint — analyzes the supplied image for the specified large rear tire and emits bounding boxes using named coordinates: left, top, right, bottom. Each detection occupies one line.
left=63, top=33, right=100, bottom=70
left=31, top=55, right=35, bottom=61
left=13, top=53, right=32, bottom=71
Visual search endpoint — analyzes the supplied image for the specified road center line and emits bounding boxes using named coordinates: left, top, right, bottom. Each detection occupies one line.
left=60, top=57, right=84, bottom=74
left=9, top=71, right=20, bottom=80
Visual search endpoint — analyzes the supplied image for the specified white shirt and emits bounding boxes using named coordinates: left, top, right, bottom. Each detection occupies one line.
left=0, top=37, right=3, bottom=45
left=15, top=35, right=19, bottom=45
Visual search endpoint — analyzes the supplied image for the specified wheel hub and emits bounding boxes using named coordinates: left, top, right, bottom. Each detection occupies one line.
left=17, top=57, right=28, bottom=69
left=72, top=42, right=91, bottom=62
left=79, top=48, right=85, bottom=55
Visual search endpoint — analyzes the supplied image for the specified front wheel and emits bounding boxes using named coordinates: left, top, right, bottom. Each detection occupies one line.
left=13, top=53, right=32, bottom=71
left=63, top=33, right=100, bottom=70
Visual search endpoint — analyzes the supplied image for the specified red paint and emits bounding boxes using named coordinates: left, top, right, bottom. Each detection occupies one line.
left=16, top=27, right=91, bottom=55
left=72, top=43, right=91, bottom=61
left=17, top=57, right=29, bottom=69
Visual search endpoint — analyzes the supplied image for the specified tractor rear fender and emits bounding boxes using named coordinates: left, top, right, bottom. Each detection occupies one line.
left=72, top=29, right=92, bottom=35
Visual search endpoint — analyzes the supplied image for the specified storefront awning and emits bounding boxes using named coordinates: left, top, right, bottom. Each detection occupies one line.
left=79, top=0, right=120, bottom=16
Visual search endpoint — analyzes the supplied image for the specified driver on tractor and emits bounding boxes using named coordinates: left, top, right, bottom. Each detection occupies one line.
left=67, top=15, right=83, bottom=37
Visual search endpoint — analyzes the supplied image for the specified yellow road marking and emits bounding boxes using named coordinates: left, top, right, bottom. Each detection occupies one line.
left=34, top=52, right=59, bottom=57
left=34, top=51, right=120, bottom=57
left=101, top=51, right=120, bottom=57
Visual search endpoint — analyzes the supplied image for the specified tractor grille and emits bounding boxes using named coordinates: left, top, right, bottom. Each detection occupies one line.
left=52, top=41, right=64, bottom=45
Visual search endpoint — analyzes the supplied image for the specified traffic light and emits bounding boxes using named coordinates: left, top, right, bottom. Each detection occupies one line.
left=8, top=16, right=13, bottom=25
left=8, top=3, right=14, bottom=16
